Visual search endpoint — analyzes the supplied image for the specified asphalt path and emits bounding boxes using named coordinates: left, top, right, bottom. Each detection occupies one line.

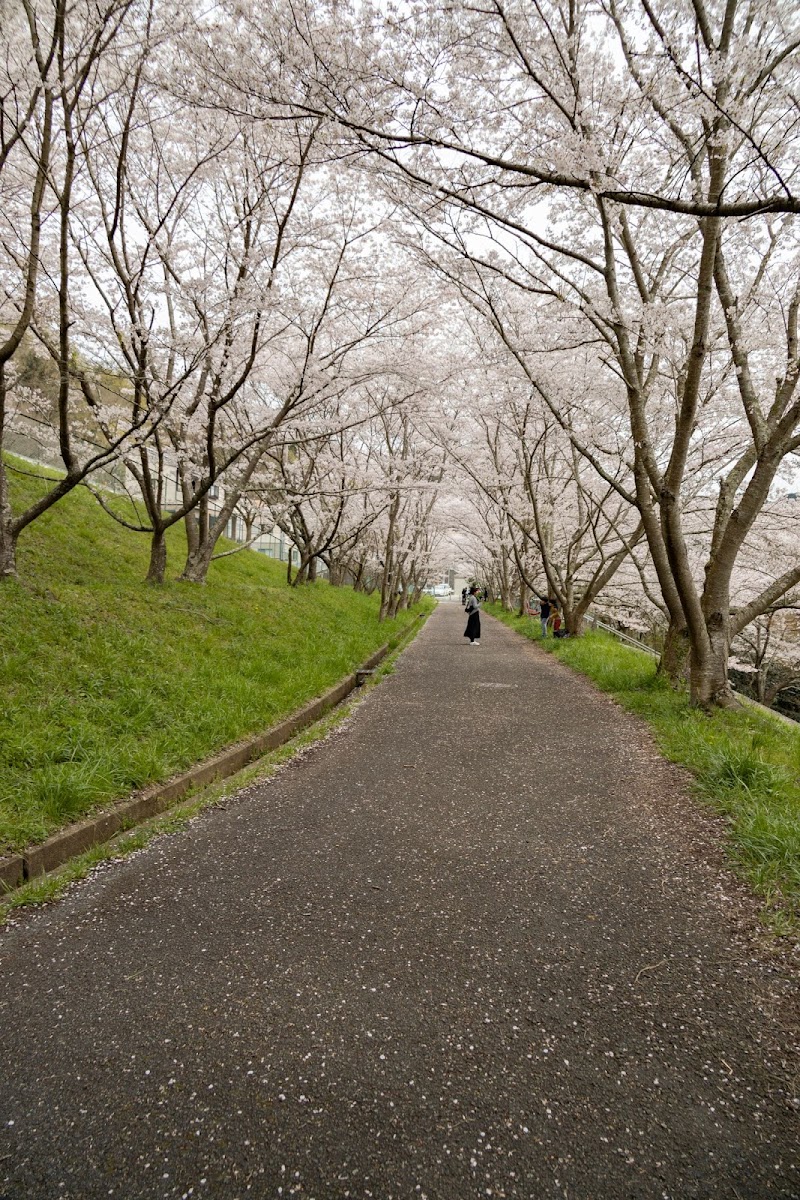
left=1, top=604, right=798, bottom=1199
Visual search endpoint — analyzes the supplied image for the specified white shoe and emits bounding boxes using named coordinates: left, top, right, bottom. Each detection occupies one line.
left=472, top=640, right=480, bottom=646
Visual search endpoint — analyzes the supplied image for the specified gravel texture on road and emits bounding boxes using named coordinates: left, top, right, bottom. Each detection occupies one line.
left=1, top=604, right=798, bottom=1199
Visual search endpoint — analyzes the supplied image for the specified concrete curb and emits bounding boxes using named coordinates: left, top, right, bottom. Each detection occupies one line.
left=0, top=630, right=420, bottom=896
left=0, top=856, right=24, bottom=893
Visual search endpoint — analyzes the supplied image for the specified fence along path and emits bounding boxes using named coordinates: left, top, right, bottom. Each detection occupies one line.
left=0, top=603, right=797, bottom=1198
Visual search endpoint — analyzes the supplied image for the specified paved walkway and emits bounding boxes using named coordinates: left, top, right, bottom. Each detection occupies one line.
left=1, top=605, right=798, bottom=1199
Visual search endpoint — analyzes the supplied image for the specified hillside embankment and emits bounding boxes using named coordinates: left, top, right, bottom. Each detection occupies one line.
left=0, top=463, right=425, bottom=859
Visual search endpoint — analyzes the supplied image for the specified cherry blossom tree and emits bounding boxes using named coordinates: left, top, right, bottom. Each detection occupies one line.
left=0, top=0, right=148, bottom=579
left=172, top=203, right=433, bottom=585
left=3, top=0, right=797, bottom=688
left=451, top=376, right=645, bottom=633
left=311, top=0, right=800, bottom=700
left=64, top=58, right=326, bottom=583
left=296, top=0, right=800, bottom=705
left=262, top=417, right=388, bottom=587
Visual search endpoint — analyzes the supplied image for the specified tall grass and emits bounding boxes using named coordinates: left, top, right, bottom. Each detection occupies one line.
left=0, top=460, right=428, bottom=853
left=490, top=608, right=800, bottom=934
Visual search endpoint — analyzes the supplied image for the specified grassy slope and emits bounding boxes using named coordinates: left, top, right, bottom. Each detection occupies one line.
left=1, top=463, right=426, bottom=853
left=489, top=607, right=800, bottom=934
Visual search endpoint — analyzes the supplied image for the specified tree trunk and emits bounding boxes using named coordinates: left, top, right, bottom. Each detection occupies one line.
left=146, top=528, right=167, bottom=584
left=497, top=554, right=511, bottom=609
left=179, top=544, right=214, bottom=585
left=565, top=609, right=585, bottom=637
left=328, top=560, right=343, bottom=586
left=0, top=525, right=16, bottom=579
left=658, top=619, right=690, bottom=685
left=0, top=459, right=18, bottom=580
left=292, top=557, right=310, bottom=586
left=0, top=367, right=19, bottom=580
left=184, top=508, right=200, bottom=560
left=690, top=651, right=738, bottom=708
left=690, top=615, right=739, bottom=709
left=379, top=500, right=398, bottom=622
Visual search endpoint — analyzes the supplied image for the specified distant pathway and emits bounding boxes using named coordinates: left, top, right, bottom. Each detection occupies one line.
left=1, top=605, right=798, bottom=1199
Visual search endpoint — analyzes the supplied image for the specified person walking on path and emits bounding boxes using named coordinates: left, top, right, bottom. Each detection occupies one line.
left=464, top=585, right=481, bottom=645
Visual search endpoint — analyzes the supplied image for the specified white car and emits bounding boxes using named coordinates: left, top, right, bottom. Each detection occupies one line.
left=433, top=584, right=453, bottom=596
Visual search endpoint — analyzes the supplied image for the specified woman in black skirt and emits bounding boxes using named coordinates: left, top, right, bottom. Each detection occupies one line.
left=464, top=585, right=481, bottom=646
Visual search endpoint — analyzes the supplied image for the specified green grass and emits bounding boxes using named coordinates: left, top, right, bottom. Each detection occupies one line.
left=0, top=643, right=409, bottom=921
left=489, top=606, right=800, bottom=936
left=1, top=459, right=430, bottom=855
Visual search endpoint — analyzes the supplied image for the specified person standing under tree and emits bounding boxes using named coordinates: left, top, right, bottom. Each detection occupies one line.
left=464, top=586, right=481, bottom=646
left=537, top=594, right=553, bottom=638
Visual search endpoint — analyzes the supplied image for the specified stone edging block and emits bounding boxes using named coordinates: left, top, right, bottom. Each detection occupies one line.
left=0, top=856, right=25, bottom=894
left=15, top=643, right=395, bottom=888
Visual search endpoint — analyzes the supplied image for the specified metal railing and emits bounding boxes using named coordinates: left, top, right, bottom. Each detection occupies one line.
left=584, top=613, right=659, bottom=657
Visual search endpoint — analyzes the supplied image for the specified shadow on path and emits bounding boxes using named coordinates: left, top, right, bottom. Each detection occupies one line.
left=1, top=605, right=798, bottom=1198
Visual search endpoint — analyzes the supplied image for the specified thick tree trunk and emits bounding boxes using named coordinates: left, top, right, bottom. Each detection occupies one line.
left=565, top=609, right=585, bottom=637
left=658, top=619, right=690, bottom=685
left=179, top=493, right=237, bottom=584
left=690, top=651, right=738, bottom=708
left=179, top=544, right=214, bottom=585
left=690, top=616, right=739, bottom=709
left=146, top=528, right=167, bottom=584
